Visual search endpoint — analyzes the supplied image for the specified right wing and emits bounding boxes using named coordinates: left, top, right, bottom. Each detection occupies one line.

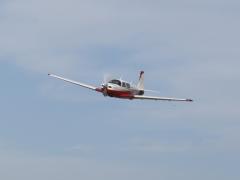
left=133, top=95, right=193, bottom=102
left=48, top=74, right=98, bottom=91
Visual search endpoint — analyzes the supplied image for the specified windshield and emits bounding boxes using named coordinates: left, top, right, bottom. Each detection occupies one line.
left=109, top=79, right=121, bottom=86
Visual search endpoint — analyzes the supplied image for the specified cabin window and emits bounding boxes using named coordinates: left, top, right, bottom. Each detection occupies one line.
left=126, top=83, right=130, bottom=88
left=109, top=79, right=121, bottom=86
left=122, top=82, right=126, bottom=87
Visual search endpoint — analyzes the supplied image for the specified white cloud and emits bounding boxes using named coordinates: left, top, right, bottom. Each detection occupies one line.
left=124, top=138, right=192, bottom=153
left=0, top=149, right=174, bottom=180
left=1, top=0, right=239, bottom=76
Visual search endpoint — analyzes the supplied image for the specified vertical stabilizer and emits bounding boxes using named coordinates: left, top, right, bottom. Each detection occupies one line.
left=137, top=71, right=144, bottom=90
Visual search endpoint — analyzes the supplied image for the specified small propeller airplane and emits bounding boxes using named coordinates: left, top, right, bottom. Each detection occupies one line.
left=48, top=71, right=193, bottom=102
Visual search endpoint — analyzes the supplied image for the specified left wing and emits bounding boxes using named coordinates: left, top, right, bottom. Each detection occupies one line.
left=48, top=74, right=98, bottom=91
left=133, top=95, right=193, bottom=102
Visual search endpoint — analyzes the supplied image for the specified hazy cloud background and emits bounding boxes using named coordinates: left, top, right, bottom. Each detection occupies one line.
left=0, top=0, right=240, bottom=179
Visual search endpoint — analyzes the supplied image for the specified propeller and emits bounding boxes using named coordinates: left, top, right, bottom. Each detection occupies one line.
left=102, top=74, right=113, bottom=96
left=102, top=74, right=112, bottom=86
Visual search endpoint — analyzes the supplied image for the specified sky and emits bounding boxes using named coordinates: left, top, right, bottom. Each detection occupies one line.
left=0, top=0, right=240, bottom=179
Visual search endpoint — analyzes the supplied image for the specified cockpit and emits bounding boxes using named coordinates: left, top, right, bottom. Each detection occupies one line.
left=109, top=79, right=121, bottom=86
left=122, top=82, right=131, bottom=88
left=108, top=79, right=131, bottom=88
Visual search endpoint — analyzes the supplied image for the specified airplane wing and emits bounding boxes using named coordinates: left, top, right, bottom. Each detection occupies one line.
left=48, top=74, right=98, bottom=91
left=133, top=95, right=193, bottom=102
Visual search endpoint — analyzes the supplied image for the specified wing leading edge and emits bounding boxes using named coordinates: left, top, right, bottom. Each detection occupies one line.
left=48, top=74, right=98, bottom=91
left=133, top=95, right=193, bottom=102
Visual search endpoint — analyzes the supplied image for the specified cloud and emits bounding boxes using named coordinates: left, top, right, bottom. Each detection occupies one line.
left=0, top=149, right=177, bottom=180
left=2, top=0, right=239, bottom=75
left=1, top=0, right=240, bottom=88
left=124, top=138, right=192, bottom=153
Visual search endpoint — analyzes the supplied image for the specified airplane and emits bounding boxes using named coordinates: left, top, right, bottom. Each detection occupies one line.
left=48, top=71, right=193, bottom=102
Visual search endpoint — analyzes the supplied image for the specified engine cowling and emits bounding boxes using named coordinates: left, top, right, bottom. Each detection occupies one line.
left=102, top=85, right=108, bottom=96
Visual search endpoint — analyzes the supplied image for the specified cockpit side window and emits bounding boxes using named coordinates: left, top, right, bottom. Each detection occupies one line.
left=109, top=79, right=121, bottom=86
left=122, top=82, right=130, bottom=88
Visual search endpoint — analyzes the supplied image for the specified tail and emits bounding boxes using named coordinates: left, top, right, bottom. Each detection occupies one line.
left=137, top=71, right=144, bottom=90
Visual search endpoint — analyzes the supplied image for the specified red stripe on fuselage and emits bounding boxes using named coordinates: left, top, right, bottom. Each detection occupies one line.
left=107, top=89, right=134, bottom=99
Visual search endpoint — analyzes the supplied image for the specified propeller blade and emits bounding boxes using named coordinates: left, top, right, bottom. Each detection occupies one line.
left=103, top=73, right=113, bottom=85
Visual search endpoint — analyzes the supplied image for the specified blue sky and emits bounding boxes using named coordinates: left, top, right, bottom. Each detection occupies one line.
left=0, top=0, right=240, bottom=179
